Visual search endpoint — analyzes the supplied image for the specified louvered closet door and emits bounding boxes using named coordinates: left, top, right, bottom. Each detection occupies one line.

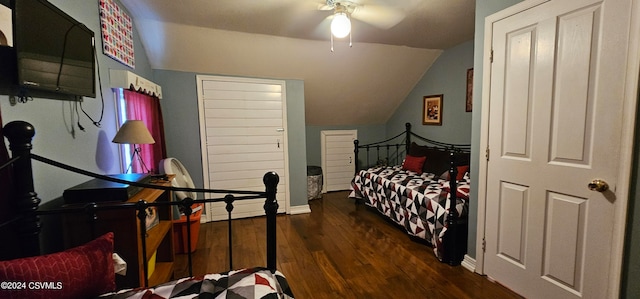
left=197, top=76, right=288, bottom=221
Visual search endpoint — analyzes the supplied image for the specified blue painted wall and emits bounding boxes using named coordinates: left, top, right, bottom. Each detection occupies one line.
left=386, top=40, right=474, bottom=144
left=623, top=101, right=640, bottom=298
left=0, top=0, right=153, bottom=201
left=307, top=40, right=474, bottom=175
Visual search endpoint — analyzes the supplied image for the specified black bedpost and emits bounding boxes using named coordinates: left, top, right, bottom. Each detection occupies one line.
left=263, top=171, right=279, bottom=273
left=182, top=197, right=195, bottom=276
left=136, top=200, right=150, bottom=287
left=442, top=147, right=466, bottom=265
left=225, top=194, right=235, bottom=271
left=443, top=149, right=457, bottom=265
left=3, top=121, right=42, bottom=258
left=354, top=140, right=359, bottom=175
left=405, top=122, right=412, bottom=153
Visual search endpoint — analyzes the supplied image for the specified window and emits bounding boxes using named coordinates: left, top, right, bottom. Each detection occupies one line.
left=115, top=89, right=166, bottom=173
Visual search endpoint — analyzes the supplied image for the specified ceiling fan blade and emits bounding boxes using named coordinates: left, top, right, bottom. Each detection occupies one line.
left=311, top=15, right=334, bottom=38
left=351, top=4, right=406, bottom=29
left=284, top=0, right=330, bottom=17
left=317, top=4, right=333, bottom=11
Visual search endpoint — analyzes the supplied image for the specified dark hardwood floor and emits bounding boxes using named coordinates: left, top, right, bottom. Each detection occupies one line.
left=174, top=191, right=521, bottom=298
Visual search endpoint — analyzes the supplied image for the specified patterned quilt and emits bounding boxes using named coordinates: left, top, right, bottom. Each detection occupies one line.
left=349, top=165, right=470, bottom=260
left=98, top=267, right=294, bottom=299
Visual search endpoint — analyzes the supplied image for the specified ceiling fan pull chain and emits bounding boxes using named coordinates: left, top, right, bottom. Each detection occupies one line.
left=331, top=33, right=334, bottom=52
left=349, top=13, right=353, bottom=48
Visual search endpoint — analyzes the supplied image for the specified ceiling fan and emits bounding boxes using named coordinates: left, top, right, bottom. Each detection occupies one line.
left=315, top=0, right=406, bottom=51
left=319, top=0, right=406, bottom=31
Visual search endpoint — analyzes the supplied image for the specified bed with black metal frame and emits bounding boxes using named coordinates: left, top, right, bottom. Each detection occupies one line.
left=350, top=122, right=471, bottom=265
left=0, top=120, right=294, bottom=299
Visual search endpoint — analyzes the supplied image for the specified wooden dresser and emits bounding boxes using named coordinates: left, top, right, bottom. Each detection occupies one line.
left=62, top=175, right=175, bottom=289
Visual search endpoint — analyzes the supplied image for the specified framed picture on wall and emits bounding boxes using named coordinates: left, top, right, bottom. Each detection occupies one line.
left=423, top=94, right=443, bottom=125
left=466, top=68, right=473, bottom=112
left=99, top=0, right=135, bottom=68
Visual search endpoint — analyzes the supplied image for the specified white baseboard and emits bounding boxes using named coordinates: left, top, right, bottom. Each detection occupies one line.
left=461, top=254, right=476, bottom=273
left=289, top=204, right=311, bottom=215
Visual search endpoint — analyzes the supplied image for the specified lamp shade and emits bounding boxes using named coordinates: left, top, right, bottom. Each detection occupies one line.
left=112, top=120, right=155, bottom=144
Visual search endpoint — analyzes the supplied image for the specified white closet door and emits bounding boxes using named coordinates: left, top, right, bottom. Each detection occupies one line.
left=197, top=75, right=288, bottom=221
left=481, top=0, right=635, bottom=297
left=321, top=130, right=357, bottom=192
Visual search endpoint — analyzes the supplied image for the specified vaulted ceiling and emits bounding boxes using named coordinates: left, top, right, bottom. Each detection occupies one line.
left=121, top=0, right=475, bottom=125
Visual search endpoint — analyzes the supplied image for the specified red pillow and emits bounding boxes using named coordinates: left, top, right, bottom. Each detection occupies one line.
left=441, top=165, right=469, bottom=181
left=0, top=232, right=115, bottom=299
left=402, top=155, right=426, bottom=173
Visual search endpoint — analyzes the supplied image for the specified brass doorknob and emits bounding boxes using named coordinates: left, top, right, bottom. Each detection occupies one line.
left=588, top=179, right=609, bottom=192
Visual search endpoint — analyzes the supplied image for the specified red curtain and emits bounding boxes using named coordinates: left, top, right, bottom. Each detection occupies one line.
left=122, top=90, right=167, bottom=173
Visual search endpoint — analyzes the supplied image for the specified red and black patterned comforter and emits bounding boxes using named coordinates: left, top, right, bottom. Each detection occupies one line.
left=98, top=267, right=294, bottom=299
left=349, top=165, right=470, bottom=260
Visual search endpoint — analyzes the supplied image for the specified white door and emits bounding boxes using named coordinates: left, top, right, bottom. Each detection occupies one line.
left=483, top=0, right=637, bottom=298
left=197, top=75, right=288, bottom=221
left=321, top=130, right=357, bottom=192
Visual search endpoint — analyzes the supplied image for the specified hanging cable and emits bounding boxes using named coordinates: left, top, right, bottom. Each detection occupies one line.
left=56, top=24, right=103, bottom=128
left=78, top=38, right=104, bottom=128
left=55, top=23, right=81, bottom=91
left=74, top=101, right=85, bottom=131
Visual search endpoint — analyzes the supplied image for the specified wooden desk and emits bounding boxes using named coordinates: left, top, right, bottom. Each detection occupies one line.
left=63, top=175, right=175, bottom=289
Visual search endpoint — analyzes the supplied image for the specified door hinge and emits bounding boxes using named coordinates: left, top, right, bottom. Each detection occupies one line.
left=485, top=147, right=490, bottom=161
left=482, top=238, right=486, bottom=252
left=490, top=49, right=494, bottom=63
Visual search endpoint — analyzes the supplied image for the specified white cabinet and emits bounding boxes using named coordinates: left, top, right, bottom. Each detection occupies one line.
left=321, top=130, right=357, bottom=192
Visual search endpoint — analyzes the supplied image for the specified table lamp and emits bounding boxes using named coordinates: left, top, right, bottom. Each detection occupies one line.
left=112, top=120, right=155, bottom=173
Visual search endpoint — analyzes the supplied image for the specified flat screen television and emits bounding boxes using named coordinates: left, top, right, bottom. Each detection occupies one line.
left=11, top=0, right=95, bottom=98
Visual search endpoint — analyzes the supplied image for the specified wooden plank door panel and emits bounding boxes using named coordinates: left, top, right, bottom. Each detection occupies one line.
left=197, top=76, right=288, bottom=221
left=321, top=130, right=357, bottom=192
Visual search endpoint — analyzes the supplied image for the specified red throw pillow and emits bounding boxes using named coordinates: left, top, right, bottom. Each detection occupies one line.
left=0, top=232, right=115, bottom=299
left=402, top=155, right=426, bottom=173
left=441, top=165, right=470, bottom=180
left=456, top=165, right=469, bottom=180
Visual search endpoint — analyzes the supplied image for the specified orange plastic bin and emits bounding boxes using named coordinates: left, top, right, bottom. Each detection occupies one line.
left=173, top=204, right=202, bottom=254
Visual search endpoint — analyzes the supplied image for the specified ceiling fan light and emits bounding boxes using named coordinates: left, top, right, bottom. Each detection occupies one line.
left=331, top=12, right=351, bottom=38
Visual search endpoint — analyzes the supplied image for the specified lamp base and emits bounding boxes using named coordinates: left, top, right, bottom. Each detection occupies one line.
left=126, top=146, right=152, bottom=173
